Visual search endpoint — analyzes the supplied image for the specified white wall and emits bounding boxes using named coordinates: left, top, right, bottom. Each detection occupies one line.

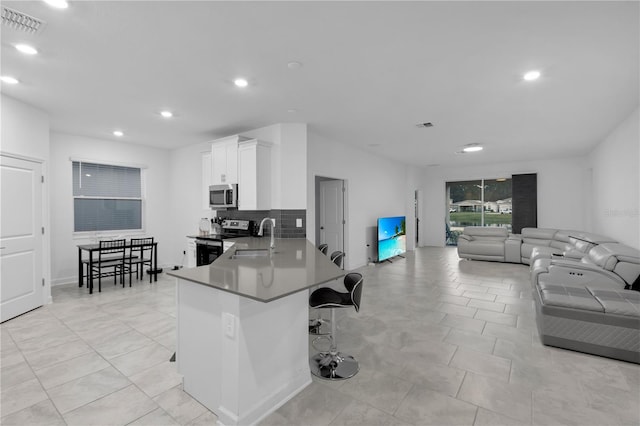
left=421, top=156, right=589, bottom=246
left=1, top=95, right=52, bottom=302
left=241, top=123, right=307, bottom=209
left=49, top=132, right=171, bottom=284
left=589, top=107, right=639, bottom=249
left=307, top=132, right=420, bottom=269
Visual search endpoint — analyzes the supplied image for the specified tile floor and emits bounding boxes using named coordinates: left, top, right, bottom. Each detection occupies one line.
left=1, top=246, right=639, bottom=425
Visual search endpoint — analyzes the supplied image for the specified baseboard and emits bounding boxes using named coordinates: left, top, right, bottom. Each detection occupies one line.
left=52, top=276, right=77, bottom=286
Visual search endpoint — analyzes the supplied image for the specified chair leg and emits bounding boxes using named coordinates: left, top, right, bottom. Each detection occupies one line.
left=309, top=308, right=359, bottom=380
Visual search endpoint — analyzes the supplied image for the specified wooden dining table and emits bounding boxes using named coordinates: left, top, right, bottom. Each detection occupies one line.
left=77, top=241, right=158, bottom=294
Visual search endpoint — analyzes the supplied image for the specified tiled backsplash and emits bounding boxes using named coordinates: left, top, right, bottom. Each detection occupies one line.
left=218, top=209, right=306, bottom=239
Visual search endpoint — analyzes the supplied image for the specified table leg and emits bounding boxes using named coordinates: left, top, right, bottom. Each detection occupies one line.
left=154, top=243, right=158, bottom=282
left=78, top=247, right=83, bottom=288
left=89, top=251, right=94, bottom=294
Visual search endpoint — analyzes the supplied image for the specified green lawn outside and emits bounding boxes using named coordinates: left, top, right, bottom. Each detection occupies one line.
left=449, top=212, right=512, bottom=226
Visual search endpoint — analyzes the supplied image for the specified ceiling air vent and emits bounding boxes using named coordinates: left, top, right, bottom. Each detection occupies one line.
left=2, top=6, right=45, bottom=34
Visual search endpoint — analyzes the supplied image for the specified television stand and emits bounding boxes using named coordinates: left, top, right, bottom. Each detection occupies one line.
left=379, top=254, right=405, bottom=264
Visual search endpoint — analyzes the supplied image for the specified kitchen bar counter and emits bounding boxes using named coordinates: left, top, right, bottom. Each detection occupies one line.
left=168, top=238, right=344, bottom=426
left=168, top=237, right=344, bottom=302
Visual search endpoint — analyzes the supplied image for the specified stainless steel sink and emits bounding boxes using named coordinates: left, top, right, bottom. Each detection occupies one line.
left=230, top=249, right=270, bottom=259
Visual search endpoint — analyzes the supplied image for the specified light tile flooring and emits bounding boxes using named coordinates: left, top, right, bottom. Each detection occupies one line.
left=1, top=246, right=639, bottom=425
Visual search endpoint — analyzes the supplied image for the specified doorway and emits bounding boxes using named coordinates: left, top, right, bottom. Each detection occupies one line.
left=414, top=190, right=420, bottom=246
left=315, top=176, right=346, bottom=257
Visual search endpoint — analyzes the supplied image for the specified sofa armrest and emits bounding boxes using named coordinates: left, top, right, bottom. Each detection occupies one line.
left=458, top=234, right=473, bottom=242
left=546, top=260, right=627, bottom=288
left=505, top=237, right=521, bottom=263
left=562, top=249, right=586, bottom=260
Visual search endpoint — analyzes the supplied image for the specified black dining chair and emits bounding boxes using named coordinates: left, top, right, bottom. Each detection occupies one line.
left=91, top=239, right=126, bottom=292
left=126, top=237, right=154, bottom=285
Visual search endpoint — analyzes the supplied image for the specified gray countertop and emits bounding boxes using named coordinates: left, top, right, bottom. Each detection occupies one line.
left=167, top=238, right=345, bottom=302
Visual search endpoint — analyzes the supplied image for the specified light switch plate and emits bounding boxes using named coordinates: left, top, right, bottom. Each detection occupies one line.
left=296, top=218, right=302, bottom=228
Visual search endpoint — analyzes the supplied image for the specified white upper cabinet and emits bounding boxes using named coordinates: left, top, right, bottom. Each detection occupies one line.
left=201, top=151, right=212, bottom=210
left=238, top=139, right=271, bottom=210
left=211, top=135, right=244, bottom=185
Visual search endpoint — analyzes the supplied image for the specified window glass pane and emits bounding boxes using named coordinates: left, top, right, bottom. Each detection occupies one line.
left=74, top=199, right=142, bottom=232
left=72, top=162, right=141, bottom=198
left=445, top=178, right=512, bottom=246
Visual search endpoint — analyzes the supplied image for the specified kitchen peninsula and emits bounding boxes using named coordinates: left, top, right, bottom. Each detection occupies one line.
left=167, top=238, right=344, bottom=426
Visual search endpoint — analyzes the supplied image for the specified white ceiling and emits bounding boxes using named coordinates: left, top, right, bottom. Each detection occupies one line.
left=2, top=1, right=638, bottom=167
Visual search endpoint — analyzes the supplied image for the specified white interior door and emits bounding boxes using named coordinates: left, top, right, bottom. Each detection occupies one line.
left=1, top=155, right=43, bottom=322
left=319, top=180, right=344, bottom=254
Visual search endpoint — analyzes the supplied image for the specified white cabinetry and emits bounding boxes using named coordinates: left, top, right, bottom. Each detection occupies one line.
left=211, top=136, right=245, bottom=185
left=201, top=151, right=212, bottom=210
left=238, top=139, right=271, bottom=211
left=186, top=240, right=196, bottom=268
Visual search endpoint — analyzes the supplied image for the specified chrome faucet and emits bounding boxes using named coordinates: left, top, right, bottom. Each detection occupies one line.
left=258, top=218, right=276, bottom=249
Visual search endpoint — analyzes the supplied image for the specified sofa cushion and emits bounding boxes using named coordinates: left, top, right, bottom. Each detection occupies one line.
left=587, top=288, right=640, bottom=317
left=538, top=282, right=604, bottom=312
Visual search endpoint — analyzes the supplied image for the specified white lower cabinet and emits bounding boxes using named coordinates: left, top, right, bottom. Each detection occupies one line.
left=186, top=240, right=196, bottom=268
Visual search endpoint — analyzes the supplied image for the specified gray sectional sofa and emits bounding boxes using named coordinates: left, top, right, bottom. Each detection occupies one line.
left=456, top=226, right=640, bottom=363
left=532, top=243, right=640, bottom=363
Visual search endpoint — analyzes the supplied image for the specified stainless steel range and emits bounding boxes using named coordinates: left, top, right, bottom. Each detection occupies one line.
left=194, top=219, right=253, bottom=266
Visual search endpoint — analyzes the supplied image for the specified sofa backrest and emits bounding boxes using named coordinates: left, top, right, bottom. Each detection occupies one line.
left=463, top=226, right=508, bottom=240
left=549, top=230, right=577, bottom=251
left=521, top=228, right=557, bottom=246
left=583, top=243, right=640, bottom=285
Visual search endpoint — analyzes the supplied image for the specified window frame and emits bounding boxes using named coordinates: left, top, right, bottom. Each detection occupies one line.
left=71, top=158, right=147, bottom=237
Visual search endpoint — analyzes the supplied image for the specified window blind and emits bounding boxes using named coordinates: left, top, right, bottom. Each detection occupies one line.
left=72, top=161, right=142, bottom=232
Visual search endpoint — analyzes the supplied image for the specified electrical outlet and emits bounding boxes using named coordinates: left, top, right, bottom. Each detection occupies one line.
left=223, top=313, right=235, bottom=339
left=296, top=218, right=302, bottom=228
left=183, top=250, right=186, bottom=255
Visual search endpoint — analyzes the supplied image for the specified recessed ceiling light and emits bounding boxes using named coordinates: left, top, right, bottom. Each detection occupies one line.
left=287, top=109, right=297, bottom=113
left=496, top=178, right=507, bottom=182
left=462, top=144, right=483, bottom=153
left=234, top=78, right=248, bottom=88
left=523, top=70, right=541, bottom=81
left=0, top=76, right=19, bottom=84
left=43, top=0, right=69, bottom=8
left=287, top=61, right=303, bottom=69
left=160, top=110, right=173, bottom=118
left=113, top=130, right=124, bottom=137
left=15, top=44, right=38, bottom=55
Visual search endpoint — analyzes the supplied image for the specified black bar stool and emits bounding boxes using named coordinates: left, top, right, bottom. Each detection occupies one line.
left=318, top=243, right=328, bottom=255
left=309, top=251, right=345, bottom=335
left=309, top=272, right=363, bottom=380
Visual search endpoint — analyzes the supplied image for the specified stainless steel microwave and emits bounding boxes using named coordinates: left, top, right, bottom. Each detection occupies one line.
left=209, top=184, right=237, bottom=209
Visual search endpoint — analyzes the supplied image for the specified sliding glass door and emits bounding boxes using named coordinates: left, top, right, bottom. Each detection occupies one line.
left=445, top=178, right=512, bottom=245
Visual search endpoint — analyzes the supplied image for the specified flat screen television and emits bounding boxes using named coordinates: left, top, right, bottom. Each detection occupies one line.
left=377, top=216, right=406, bottom=262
